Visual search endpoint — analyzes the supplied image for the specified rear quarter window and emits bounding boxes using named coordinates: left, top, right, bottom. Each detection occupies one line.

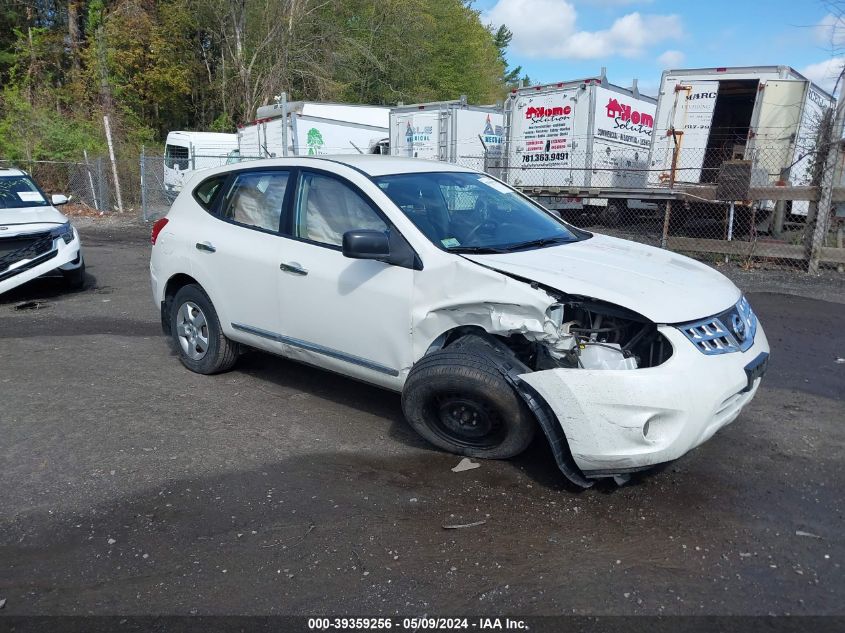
left=193, top=176, right=226, bottom=210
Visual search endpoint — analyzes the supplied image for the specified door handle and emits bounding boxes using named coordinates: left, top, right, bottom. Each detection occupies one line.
left=279, top=261, right=308, bottom=276
left=195, top=241, right=216, bottom=253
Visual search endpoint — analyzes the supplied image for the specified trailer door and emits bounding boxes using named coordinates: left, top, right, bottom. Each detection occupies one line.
left=391, top=112, right=440, bottom=160
left=649, top=81, right=718, bottom=185
left=789, top=85, right=832, bottom=215
left=746, top=80, right=806, bottom=183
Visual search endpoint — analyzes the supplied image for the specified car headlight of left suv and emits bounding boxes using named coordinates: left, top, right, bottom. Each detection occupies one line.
left=50, top=222, right=75, bottom=245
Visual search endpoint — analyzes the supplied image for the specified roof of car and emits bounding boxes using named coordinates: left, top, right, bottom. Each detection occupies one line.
left=319, top=155, right=475, bottom=176
left=224, top=155, right=476, bottom=177
left=0, top=167, right=27, bottom=177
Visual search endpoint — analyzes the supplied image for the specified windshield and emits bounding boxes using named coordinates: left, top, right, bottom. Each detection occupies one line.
left=373, top=171, right=583, bottom=253
left=0, top=175, right=49, bottom=209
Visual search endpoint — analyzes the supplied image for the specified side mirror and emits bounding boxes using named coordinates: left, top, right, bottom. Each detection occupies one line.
left=342, top=230, right=390, bottom=260
left=51, top=194, right=70, bottom=206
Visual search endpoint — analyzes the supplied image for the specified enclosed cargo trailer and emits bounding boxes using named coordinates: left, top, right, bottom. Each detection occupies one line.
left=647, top=65, right=834, bottom=216
left=389, top=98, right=504, bottom=173
left=237, top=101, right=390, bottom=158
left=502, top=70, right=657, bottom=220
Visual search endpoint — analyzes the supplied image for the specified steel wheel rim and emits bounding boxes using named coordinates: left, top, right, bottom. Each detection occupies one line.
left=176, top=301, right=209, bottom=361
left=428, top=395, right=504, bottom=450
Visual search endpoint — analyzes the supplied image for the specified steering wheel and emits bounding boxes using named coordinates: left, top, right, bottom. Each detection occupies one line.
left=461, top=195, right=498, bottom=244
left=464, top=219, right=499, bottom=244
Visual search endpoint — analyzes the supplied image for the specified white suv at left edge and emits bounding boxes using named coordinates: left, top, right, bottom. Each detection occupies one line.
left=150, top=156, right=769, bottom=488
left=0, top=168, right=85, bottom=294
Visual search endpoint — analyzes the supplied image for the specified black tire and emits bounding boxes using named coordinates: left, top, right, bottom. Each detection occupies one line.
left=170, top=284, right=238, bottom=375
left=599, top=200, right=623, bottom=227
left=62, top=259, right=85, bottom=289
left=401, top=347, right=536, bottom=459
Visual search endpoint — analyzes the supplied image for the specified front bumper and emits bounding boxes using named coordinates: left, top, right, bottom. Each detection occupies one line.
left=519, top=324, right=770, bottom=475
left=0, top=228, right=82, bottom=295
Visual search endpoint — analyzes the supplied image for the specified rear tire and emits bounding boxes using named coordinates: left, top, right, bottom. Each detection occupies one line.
left=170, top=284, right=238, bottom=375
left=401, top=347, right=535, bottom=459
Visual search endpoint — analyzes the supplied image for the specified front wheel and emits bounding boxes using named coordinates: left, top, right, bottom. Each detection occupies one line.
left=401, top=348, right=535, bottom=459
left=170, top=284, right=238, bottom=374
left=62, top=259, right=85, bottom=289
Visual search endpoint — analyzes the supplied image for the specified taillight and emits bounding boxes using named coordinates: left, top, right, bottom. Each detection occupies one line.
left=151, top=218, right=169, bottom=245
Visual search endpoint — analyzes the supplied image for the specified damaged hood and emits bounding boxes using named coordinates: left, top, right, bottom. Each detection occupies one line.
left=0, top=206, right=67, bottom=237
left=462, top=233, right=741, bottom=324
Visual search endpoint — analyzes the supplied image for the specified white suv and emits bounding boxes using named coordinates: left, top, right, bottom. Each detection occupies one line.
left=150, top=156, right=769, bottom=487
left=0, top=168, right=85, bottom=294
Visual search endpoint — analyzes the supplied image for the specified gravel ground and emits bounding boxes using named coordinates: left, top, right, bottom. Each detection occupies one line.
left=0, top=219, right=842, bottom=617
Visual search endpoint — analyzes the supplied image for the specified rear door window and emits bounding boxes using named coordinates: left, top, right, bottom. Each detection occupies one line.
left=219, top=170, right=290, bottom=233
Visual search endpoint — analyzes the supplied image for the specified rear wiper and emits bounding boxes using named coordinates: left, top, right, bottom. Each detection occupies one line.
left=502, top=236, right=571, bottom=251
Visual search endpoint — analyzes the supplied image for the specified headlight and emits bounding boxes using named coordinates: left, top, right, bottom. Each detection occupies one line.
left=677, top=296, right=757, bottom=355
left=51, top=222, right=75, bottom=244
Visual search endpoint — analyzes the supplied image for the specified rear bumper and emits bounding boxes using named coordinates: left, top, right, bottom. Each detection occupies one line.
left=0, top=230, right=82, bottom=295
left=519, top=325, right=770, bottom=475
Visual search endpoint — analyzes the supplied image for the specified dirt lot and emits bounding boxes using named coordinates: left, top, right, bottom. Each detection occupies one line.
left=0, top=219, right=843, bottom=617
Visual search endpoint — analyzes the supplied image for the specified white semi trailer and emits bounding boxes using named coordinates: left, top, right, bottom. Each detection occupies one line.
left=389, top=98, right=504, bottom=172
left=648, top=65, right=834, bottom=216
left=502, top=70, right=657, bottom=222
left=237, top=101, right=390, bottom=158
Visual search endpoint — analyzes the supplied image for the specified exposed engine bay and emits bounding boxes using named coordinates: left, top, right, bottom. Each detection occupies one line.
left=498, top=298, right=673, bottom=372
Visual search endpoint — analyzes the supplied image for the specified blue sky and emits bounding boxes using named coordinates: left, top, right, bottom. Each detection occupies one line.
left=475, top=0, right=845, bottom=97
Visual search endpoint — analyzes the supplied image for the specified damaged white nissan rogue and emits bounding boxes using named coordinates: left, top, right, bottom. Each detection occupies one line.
left=150, top=156, right=769, bottom=487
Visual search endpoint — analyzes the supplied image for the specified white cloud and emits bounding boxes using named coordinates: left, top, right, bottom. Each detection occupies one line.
left=573, top=0, right=654, bottom=5
left=801, top=57, right=845, bottom=94
left=657, top=49, right=685, bottom=69
left=815, top=13, right=845, bottom=48
left=483, top=0, right=681, bottom=60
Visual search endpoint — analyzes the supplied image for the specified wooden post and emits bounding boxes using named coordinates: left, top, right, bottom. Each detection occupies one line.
left=140, top=145, right=147, bottom=221
left=808, top=102, right=845, bottom=273
left=660, top=139, right=679, bottom=249
left=103, top=115, right=124, bottom=213
left=771, top=167, right=789, bottom=238
left=280, top=92, right=288, bottom=157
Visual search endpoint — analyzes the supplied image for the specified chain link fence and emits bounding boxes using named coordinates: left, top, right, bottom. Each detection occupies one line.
left=466, top=140, right=845, bottom=273
left=6, top=142, right=844, bottom=275
left=1, top=157, right=117, bottom=212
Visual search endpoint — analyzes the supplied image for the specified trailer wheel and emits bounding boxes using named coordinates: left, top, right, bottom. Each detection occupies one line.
left=600, top=200, right=623, bottom=227
left=401, top=347, right=536, bottom=459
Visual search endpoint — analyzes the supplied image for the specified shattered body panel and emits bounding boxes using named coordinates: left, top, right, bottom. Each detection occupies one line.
left=411, top=256, right=559, bottom=362
left=520, top=326, right=769, bottom=474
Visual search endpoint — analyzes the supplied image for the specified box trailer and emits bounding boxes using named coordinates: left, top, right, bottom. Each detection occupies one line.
left=502, top=70, right=657, bottom=220
left=237, top=101, right=390, bottom=158
left=647, top=65, right=835, bottom=215
left=163, top=131, right=239, bottom=194
left=389, top=98, right=504, bottom=172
